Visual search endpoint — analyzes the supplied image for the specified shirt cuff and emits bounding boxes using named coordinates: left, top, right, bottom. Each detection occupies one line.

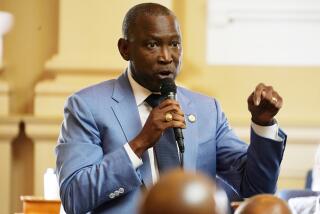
left=251, top=121, right=282, bottom=142
left=124, top=143, right=143, bottom=169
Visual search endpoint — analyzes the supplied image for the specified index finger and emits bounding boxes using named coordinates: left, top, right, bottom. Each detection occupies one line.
left=158, top=99, right=180, bottom=109
left=253, top=83, right=266, bottom=106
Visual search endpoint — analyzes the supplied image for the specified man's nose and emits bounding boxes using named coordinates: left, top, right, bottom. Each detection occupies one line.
left=158, top=46, right=173, bottom=64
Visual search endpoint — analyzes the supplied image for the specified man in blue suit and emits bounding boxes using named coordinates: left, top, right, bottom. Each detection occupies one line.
left=56, top=3, right=286, bottom=214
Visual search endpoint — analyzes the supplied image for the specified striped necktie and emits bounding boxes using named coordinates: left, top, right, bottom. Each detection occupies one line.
left=145, top=94, right=180, bottom=173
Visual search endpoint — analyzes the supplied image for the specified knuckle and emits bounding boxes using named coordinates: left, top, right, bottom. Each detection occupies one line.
left=264, top=86, right=270, bottom=91
left=256, top=82, right=265, bottom=89
left=279, top=96, right=283, bottom=102
left=172, top=106, right=181, bottom=112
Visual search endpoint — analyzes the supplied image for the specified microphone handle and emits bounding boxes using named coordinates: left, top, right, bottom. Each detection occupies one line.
left=167, top=92, right=185, bottom=153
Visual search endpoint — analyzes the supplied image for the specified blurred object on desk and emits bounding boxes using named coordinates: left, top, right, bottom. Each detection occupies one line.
left=44, top=168, right=59, bottom=200
left=20, top=196, right=60, bottom=214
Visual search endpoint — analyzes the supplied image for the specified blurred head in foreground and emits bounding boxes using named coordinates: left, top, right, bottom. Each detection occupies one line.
left=139, top=169, right=229, bottom=214
left=235, top=194, right=292, bottom=214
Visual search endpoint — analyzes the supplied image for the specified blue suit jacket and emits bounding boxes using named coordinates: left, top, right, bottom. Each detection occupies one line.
left=56, top=71, right=286, bottom=214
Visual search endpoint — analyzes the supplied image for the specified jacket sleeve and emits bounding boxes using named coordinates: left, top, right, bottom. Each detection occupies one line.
left=56, top=94, right=142, bottom=214
left=214, top=99, right=286, bottom=198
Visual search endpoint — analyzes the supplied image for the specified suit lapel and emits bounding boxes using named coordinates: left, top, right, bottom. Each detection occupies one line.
left=111, top=72, right=142, bottom=142
left=177, top=89, right=199, bottom=172
left=110, top=71, right=152, bottom=187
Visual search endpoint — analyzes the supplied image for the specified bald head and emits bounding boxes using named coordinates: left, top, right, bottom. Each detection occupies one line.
left=122, top=3, right=175, bottom=40
left=139, top=169, right=229, bottom=214
left=235, top=194, right=292, bottom=214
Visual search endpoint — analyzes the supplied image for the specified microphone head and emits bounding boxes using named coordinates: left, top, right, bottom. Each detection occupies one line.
left=160, top=78, right=176, bottom=95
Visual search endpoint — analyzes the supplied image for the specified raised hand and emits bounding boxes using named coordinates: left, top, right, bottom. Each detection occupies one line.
left=247, top=83, right=283, bottom=126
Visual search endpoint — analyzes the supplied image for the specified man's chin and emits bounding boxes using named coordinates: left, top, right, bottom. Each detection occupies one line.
left=146, top=81, right=162, bottom=92
left=149, top=85, right=161, bottom=92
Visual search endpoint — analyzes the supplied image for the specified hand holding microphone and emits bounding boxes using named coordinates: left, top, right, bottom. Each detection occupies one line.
left=129, top=78, right=185, bottom=158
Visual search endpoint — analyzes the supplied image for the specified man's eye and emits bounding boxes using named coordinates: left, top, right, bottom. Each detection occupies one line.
left=171, top=41, right=181, bottom=48
left=147, top=42, right=157, bottom=48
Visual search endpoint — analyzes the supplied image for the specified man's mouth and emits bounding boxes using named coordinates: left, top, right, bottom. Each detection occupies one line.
left=157, top=70, right=174, bottom=79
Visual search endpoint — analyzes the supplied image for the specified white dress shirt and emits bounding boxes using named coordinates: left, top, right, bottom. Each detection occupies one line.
left=123, top=68, right=281, bottom=184
left=124, top=68, right=159, bottom=184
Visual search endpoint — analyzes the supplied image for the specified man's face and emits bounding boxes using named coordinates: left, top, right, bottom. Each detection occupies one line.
left=126, top=14, right=182, bottom=92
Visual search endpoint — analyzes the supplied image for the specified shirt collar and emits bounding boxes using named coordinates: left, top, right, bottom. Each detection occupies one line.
left=127, top=66, right=152, bottom=106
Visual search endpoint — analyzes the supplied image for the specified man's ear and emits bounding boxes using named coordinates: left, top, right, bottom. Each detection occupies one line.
left=118, top=38, right=130, bottom=61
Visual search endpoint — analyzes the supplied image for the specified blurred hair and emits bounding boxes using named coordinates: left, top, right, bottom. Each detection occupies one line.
left=139, top=169, right=229, bottom=214
left=235, top=194, right=292, bottom=214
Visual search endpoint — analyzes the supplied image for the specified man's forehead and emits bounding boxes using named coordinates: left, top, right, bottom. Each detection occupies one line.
left=127, top=13, right=181, bottom=41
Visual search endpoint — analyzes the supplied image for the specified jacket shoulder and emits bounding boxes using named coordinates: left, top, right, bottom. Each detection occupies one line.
left=74, top=79, right=116, bottom=98
left=177, top=86, right=215, bottom=103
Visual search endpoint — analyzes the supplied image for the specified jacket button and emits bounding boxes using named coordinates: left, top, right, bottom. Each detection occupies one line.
left=109, top=193, right=115, bottom=199
left=119, top=188, right=124, bottom=194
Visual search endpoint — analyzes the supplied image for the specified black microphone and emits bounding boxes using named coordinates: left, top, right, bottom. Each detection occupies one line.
left=160, top=78, right=185, bottom=154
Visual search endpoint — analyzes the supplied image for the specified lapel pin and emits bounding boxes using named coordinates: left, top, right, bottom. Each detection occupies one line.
left=187, top=114, right=196, bottom=123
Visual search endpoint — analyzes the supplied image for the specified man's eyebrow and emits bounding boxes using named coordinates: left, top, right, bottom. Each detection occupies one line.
left=144, top=34, right=181, bottom=40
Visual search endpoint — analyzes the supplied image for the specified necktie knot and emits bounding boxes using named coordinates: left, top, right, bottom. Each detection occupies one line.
left=145, top=94, right=165, bottom=108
